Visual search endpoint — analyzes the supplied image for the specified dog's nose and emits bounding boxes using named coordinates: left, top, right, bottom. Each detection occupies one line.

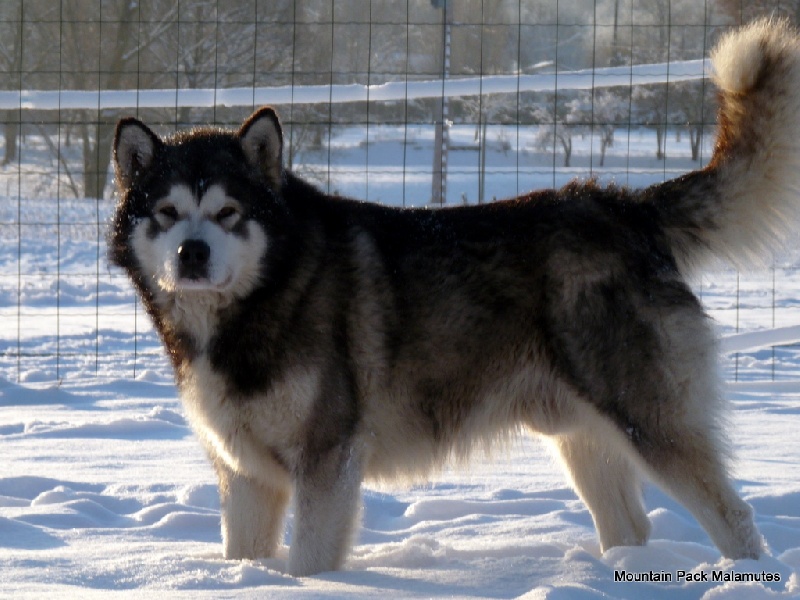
left=178, top=239, right=210, bottom=270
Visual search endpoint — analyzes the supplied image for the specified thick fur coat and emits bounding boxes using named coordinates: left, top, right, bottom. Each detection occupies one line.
left=108, top=20, right=800, bottom=576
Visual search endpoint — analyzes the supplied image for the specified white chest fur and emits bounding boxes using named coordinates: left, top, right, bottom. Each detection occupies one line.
left=179, top=356, right=320, bottom=483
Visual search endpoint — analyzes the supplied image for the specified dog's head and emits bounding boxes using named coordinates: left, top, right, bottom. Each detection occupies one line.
left=109, top=108, right=284, bottom=300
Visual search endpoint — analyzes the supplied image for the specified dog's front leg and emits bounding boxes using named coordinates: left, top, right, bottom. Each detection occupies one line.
left=215, top=460, right=291, bottom=560
left=288, top=441, right=362, bottom=577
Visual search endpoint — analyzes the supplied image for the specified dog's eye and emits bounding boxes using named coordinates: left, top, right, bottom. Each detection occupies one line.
left=216, top=206, right=238, bottom=223
left=157, top=205, right=179, bottom=221
left=154, top=205, right=179, bottom=229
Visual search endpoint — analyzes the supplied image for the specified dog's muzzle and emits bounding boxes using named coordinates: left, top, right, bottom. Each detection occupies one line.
left=178, top=239, right=211, bottom=280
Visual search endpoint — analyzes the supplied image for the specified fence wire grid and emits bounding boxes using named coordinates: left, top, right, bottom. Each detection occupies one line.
left=1, top=0, right=800, bottom=383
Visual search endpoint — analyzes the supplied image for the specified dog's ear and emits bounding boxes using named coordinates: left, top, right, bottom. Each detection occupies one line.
left=113, top=118, right=161, bottom=189
left=239, top=107, right=283, bottom=188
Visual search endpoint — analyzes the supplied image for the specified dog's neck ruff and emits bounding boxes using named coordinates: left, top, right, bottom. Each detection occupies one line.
left=162, top=288, right=234, bottom=353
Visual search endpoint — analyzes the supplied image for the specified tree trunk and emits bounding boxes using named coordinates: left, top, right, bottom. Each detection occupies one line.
left=656, top=126, right=665, bottom=160
left=561, top=136, right=572, bottom=168
left=600, top=138, right=608, bottom=168
left=81, top=116, right=116, bottom=200
left=2, top=116, right=18, bottom=166
left=599, top=127, right=613, bottom=168
left=690, top=125, right=702, bottom=161
left=65, top=1, right=137, bottom=198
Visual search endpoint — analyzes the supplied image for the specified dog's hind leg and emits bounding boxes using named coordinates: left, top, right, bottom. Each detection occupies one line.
left=632, top=317, right=763, bottom=559
left=215, top=461, right=291, bottom=560
left=554, top=427, right=651, bottom=551
left=614, top=317, right=762, bottom=559
left=634, top=422, right=763, bottom=559
left=544, top=252, right=763, bottom=558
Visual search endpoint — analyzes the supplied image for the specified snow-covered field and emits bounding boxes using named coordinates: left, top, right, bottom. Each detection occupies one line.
left=1, top=126, right=799, bottom=598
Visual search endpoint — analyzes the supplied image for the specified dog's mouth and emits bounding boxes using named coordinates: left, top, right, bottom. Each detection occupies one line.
left=171, top=271, right=234, bottom=293
left=158, top=271, right=233, bottom=293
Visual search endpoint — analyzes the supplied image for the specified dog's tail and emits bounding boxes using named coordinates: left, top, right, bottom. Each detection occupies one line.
left=647, top=19, right=800, bottom=273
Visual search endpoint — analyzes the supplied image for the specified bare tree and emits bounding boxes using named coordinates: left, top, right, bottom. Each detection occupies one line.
left=0, top=3, right=22, bottom=166
left=0, top=2, right=57, bottom=167
left=716, top=0, right=800, bottom=24
left=76, top=5, right=128, bottom=198
left=533, top=94, right=589, bottom=168
left=606, top=0, right=712, bottom=159
left=591, top=89, right=628, bottom=167
left=58, top=0, right=175, bottom=199
left=670, top=80, right=716, bottom=162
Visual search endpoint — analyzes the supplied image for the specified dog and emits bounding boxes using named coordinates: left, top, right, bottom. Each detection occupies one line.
left=108, top=20, right=800, bottom=576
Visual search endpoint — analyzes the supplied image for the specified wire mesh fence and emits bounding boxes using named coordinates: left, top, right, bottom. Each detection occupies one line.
left=1, top=0, right=800, bottom=383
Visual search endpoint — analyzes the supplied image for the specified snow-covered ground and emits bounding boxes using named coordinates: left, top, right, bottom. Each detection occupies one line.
left=1, top=126, right=799, bottom=598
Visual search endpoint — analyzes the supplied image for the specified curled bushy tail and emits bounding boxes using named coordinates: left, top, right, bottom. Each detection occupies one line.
left=650, top=19, right=800, bottom=273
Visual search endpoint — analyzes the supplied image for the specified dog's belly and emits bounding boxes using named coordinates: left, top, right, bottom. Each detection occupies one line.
left=175, top=351, right=586, bottom=486
left=357, top=361, right=585, bottom=482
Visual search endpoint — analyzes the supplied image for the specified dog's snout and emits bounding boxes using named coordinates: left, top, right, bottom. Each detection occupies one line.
left=178, top=239, right=211, bottom=279
left=179, top=239, right=210, bottom=266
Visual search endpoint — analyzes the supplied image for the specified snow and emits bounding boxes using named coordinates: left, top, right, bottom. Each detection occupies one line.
left=1, top=375, right=798, bottom=598
left=1, top=126, right=799, bottom=598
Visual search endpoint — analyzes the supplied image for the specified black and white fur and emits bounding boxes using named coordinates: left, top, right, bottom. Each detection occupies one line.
left=109, top=20, right=800, bottom=576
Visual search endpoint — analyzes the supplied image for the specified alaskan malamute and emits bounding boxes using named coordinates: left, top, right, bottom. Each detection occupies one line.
left=109, top=20, right=800, bottom=576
